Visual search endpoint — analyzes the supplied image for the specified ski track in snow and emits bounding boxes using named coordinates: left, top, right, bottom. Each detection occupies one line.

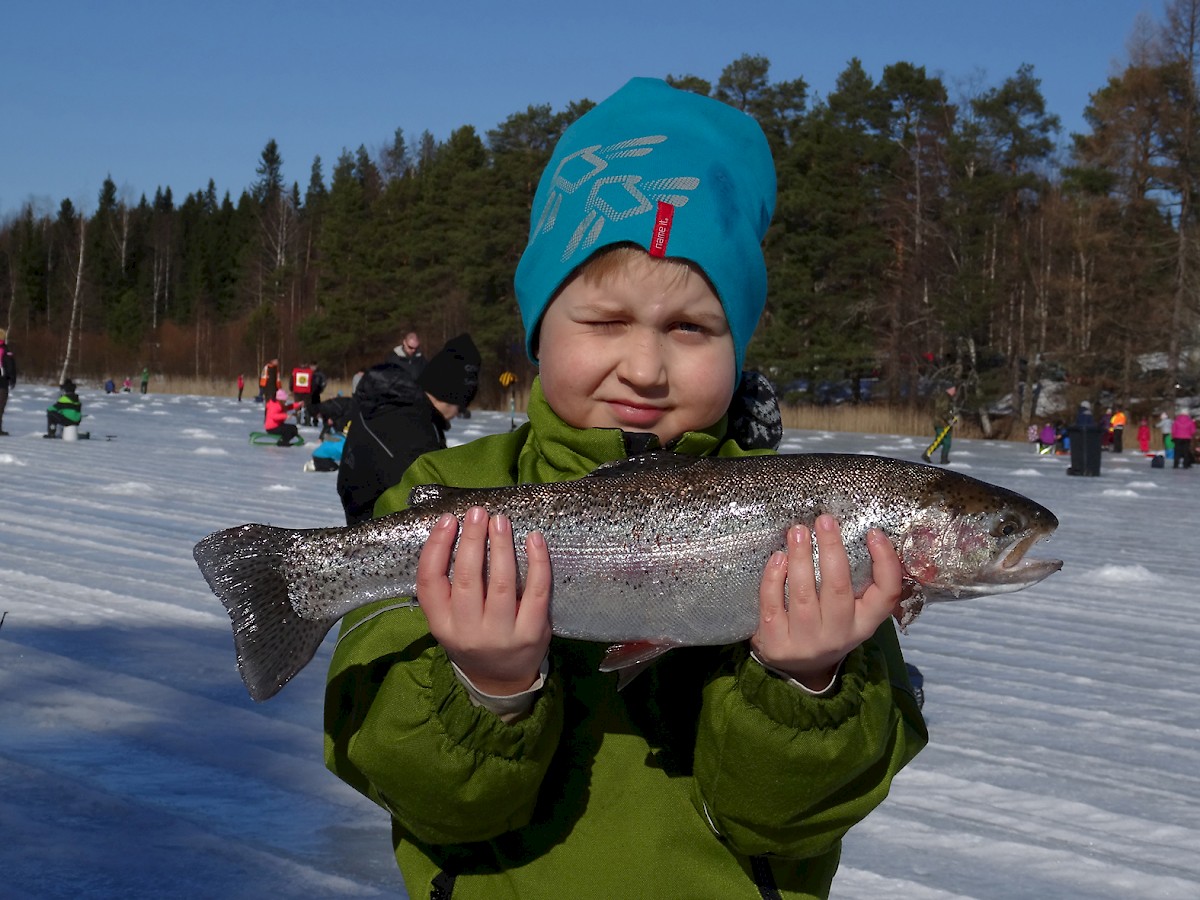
left=1, top=388, right=1198, bottom=899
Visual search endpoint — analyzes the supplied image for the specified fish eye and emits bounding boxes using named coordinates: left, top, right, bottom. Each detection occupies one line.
left=991, top=514, right=1023, bottom=538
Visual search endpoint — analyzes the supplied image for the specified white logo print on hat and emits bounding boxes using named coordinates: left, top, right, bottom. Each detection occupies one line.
left=530, top=135, right=700, bottom=263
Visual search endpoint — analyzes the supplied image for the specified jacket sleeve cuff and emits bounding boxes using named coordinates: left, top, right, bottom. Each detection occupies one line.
left=450, top=656, right=550, bottom=723
left=749, top=650, right=845, bottom=697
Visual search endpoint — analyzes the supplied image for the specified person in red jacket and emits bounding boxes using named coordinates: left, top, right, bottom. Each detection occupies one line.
left=263, top=388, right=302, bottom=446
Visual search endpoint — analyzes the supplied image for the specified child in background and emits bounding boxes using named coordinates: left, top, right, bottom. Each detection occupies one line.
left=305, top=431, right=344, bottom=472
left=1038, top=422, right=1057, bottom=454
left=1137, top=418, right=1151, bottom=455
left=263, top=388, right=302, bottom=446
left=323, top=78, right=926, bottom=898
left=45, top=379, right=83, bottom=438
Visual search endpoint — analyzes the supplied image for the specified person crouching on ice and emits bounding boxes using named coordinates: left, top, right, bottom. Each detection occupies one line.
left=264, top=388, right=302, bottom=446
left=45, top=379, right=83, bottom=438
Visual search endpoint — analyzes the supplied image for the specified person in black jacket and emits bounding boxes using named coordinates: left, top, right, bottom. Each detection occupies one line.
left=387, top=331, right=426, bottom=379
left=315, top=394, right=355, bottom=439
left=336, top=334, right=480, bottom=525
left=0, top=328, right=16, bottom=436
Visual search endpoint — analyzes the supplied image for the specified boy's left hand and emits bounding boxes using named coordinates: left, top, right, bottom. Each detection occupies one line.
left=751, top=514, right=903, bottom=692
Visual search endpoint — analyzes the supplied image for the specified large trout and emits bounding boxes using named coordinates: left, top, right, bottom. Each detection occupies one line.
left=194, top=452, right=1061, bottom=701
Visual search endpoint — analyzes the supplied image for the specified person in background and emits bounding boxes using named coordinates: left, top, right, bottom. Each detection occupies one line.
left=140, top=367, right=150, bottom=394
left=323, top=78, right=924, bottom=899
left=1157, top=411, right=1173, bottom=455
left=0, top=328, right=16, bottom=436
left=389, top=331, right=426, bottom=379
left=122, top=376, right=132, bottom=393
left=336, top=334, right=480, bottom=525
left=263, top=388, right=302, bottom=447
left=305, top=431, right=345, bottom=472
left=258, top=359, right=280, bottom=403
left=237, top=373, right=245, bottom=402
left=1037, top=421, right=1057, bottom=454
left=45, top=379, right=82, bottom=438
left=1137, top=418, right=1151, bottom=455
left=104, top=377, right=115, bottom=394
left=1076, top=400, right=1096, bottom=427
left=316, top=394, right=355, bottom=439
left=922, top=385, right=958, bottom=464
left=1171, top=410, right=1195, bottom=469
left=309, top=364, right=327, bottom=427
left=291, top=362, right=315, bottom=425
left=1109, top=407, right=1127, bottom=453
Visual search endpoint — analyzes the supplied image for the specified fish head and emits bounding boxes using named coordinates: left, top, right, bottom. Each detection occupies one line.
left=895, top=471, right=1062, bottom=604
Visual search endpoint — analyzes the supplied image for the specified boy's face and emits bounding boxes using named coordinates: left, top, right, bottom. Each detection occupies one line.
left=537, top=254, right=737, bottom=446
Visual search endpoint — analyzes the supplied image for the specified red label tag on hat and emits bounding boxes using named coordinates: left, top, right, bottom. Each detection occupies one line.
left=649, top=201, right=674, bottom=257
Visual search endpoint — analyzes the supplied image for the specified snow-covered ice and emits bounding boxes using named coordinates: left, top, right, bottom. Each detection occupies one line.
left=1, top=388, right=1197, bottom=899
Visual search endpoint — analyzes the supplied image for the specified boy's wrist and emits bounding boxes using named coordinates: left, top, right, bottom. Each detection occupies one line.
left=450, top=656, right=550, bottom=722
left=750, top=651, right=844, bottom=697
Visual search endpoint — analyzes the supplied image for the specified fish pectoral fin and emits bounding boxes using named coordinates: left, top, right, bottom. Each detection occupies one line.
left=897, top=582, right=927, bottom=633
left=598, top=640, right=678, bottom=690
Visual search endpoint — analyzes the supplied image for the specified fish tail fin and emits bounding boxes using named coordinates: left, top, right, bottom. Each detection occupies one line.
left=194, top=524, right=338, bottom=701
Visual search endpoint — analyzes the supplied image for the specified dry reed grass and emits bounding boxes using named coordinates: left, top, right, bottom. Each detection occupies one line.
left=140, top=377, right=1005, bottom=442
left=780, top=403, right=989, bottom=440
left=151, top=375, right=356, bottom=399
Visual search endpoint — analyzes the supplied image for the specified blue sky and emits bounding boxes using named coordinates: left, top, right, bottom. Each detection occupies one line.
left=1, top=0, right=1158, bottom=219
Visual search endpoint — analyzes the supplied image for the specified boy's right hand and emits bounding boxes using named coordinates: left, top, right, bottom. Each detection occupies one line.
left=416, top=506, right=553, bottom=697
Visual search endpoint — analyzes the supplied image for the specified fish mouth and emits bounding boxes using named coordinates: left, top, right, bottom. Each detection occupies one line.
left=987, top=530, right=1063, bottom=587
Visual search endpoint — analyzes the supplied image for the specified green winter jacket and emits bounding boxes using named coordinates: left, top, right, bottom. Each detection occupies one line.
left=47, top=392, right=83, bottom=424
left=324, top=379, right=927, bottom=900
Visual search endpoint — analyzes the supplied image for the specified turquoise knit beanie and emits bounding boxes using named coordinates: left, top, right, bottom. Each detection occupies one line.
left=515, top=77, right=776, bottom=375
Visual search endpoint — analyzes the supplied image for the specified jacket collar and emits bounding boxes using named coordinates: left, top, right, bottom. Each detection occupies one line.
left=516, top=377, right=729, bottom=485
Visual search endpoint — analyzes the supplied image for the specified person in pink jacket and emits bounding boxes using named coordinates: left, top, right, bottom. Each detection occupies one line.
left=263, top=388, right=302, bottom=446
left=1171, top=412, right=1196, bottom=469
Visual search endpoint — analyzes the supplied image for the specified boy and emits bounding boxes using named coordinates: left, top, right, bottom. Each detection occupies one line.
left=325, top=77, right=926, bottom=899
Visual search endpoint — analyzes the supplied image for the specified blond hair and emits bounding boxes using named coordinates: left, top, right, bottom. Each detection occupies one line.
left=572, top=245, right=693, bottom=289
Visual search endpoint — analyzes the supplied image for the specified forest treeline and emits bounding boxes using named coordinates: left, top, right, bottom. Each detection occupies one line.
left=4, top=2, right=1200, bottom=429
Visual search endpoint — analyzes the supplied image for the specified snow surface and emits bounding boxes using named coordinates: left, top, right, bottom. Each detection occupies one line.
left=1, top=389, right=1197, bottom=899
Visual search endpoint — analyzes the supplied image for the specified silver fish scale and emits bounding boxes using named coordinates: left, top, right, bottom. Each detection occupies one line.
left=288, top=454, right=964, bottom=644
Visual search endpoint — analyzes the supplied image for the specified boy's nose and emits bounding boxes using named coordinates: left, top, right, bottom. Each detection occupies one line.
left=618, top=330, right=667, bottom=387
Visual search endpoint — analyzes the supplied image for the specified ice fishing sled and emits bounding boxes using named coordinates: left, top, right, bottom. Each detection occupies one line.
left=249, top=431, right=306, bottom=447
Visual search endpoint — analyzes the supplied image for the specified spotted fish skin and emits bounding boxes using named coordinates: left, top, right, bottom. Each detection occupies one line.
left=193, top=452, right=1061, bottom=701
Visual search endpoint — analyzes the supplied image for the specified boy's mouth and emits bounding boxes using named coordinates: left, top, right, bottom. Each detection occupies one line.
left=606, top=399, right=666, bottom=429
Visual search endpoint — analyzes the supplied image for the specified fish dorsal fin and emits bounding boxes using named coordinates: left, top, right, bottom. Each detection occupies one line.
left=407, top=483, right=459, bottom=508
left=589, top=451, right=706, bottom=479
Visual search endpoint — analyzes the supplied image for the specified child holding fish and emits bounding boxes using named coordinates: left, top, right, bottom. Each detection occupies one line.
left=323, top=78, right=928, bottom=898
